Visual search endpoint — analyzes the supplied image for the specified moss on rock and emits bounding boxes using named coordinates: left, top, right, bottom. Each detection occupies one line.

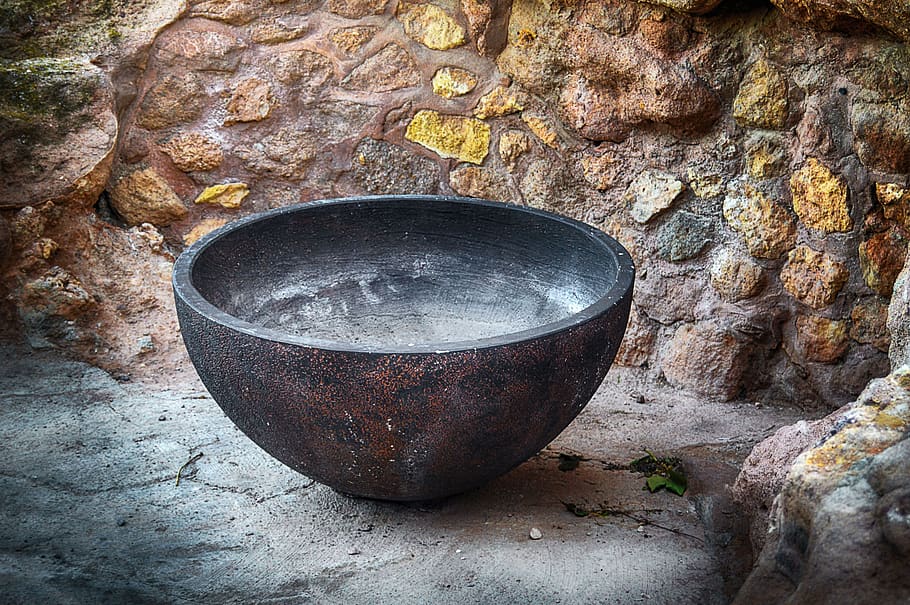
left=0, top=57, right=98, bottom=127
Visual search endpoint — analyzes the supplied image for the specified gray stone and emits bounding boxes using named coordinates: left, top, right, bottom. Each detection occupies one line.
left=655, top=211, right=712, bottom=262
left=351, top=138, right=438, bottom=196
left=888, top=248, right=910, bottom=367
left=877, top=487, right=910, bottom=556
left=17, top=267, right=95, bottom=349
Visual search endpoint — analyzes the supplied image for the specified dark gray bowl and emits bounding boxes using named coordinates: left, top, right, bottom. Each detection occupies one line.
left=173, top=196, right=634, bottom=500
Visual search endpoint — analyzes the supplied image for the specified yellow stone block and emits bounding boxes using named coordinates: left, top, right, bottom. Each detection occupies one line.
left=790, top=158, right=852, bottom=232
left=877, top=182, right=910, bottom=205
left=733, top=59, right=788, bottom=129
left=748, top=148, right=780, bottom=179
left=194, top=183, right=249, bottom=209
left=432, top=67, right=477, bottom=99
left=398, top=3, right=465, bottom=50
left=522, top=115, right=559, bottom=149
left=473, top=86, right=524, bottom=119
left=405, top=110, right=490, bottom=165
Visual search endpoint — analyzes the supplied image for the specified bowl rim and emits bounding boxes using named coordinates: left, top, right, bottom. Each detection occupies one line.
left=172, top=195, right=635, bottom=354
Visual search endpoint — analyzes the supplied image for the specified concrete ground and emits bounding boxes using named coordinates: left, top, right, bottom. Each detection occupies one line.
left=0, top=344, right=806, bottom=604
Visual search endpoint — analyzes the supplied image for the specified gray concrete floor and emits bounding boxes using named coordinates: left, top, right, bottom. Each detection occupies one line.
left=0, top=345, right=804, bottom=604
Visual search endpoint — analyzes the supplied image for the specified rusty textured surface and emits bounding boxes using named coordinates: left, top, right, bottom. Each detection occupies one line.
left=173, top=196, right=634, bottom=500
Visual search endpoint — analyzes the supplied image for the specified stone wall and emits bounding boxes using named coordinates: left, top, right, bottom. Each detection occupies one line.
left=731, top=251, right=910, bottom=602
left=1, top=0, right=909, bottom=404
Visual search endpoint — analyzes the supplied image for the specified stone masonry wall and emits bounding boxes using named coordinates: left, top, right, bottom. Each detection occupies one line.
left=1, top=0, right=909, bottom=405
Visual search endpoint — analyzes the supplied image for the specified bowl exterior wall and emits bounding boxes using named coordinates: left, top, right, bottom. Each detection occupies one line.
left=175, top=293, right=631, bottom=500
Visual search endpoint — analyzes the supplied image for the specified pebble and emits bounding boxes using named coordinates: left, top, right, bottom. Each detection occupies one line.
left=347, top=547, right=361, bottom=555
left=529, top=527, right=542, bottom=540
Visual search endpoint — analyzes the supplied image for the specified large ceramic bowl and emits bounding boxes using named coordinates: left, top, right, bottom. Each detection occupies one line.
left=173, top=196, right=634, bottom=500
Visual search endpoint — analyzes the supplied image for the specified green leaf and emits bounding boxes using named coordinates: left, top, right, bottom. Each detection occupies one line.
left=646, top=475, right=668, bottom=492
left=667, top=468, right=688, bottom=493
left=665, top=478, right=686, bottom=496
left=631, top=450, right=688, bottom=496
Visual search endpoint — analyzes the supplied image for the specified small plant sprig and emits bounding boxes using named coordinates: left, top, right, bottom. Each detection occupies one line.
left=630, top=450, right=687, bottom=496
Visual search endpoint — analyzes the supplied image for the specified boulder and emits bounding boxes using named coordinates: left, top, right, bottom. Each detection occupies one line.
left=733, top=373, right=910, bottom=604
left=0, top=58, right=116, bottom=210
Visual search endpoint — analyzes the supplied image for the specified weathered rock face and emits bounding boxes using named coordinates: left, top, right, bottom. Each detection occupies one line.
left=732, top=59, right=788, bottom=130
left=790, top=158, right=852, bottom=233
left=1, top=0, right=908, bottom=407
left=0, top=59, right=117, bottom=210
left=723, top=181, right=797, bottom=260
left=614, top=303, right=657, bottom=368
left=159, top=133, right=224, bottom=172
left=710, top=249, right=764, bottom=302
left=733, top=371, right=910, bottom=604
left=770, top=0, right=910, bottom=43
left=860, top=227, right=909, bottom=297
left=732, top=412, right=845, bottom=554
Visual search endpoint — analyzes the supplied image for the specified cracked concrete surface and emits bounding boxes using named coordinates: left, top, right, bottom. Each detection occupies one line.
left=0, top=345, right=805, bottom=604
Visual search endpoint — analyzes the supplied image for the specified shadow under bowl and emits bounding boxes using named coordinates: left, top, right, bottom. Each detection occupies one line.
left=172, top=195, right=634, bottom=500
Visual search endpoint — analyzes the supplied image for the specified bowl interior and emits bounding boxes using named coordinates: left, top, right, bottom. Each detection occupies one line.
left=189, top=198, right=623, bottom=349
